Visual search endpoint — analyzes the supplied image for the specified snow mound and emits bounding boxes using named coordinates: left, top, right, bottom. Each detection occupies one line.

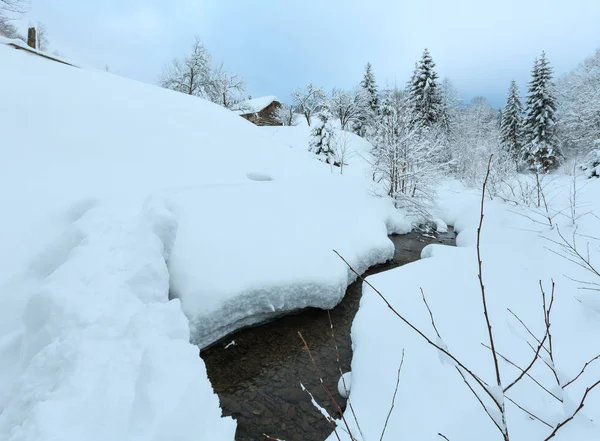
left=0, top=200, right=235, bottom=441
left=338, top=372, right=352, bottom=399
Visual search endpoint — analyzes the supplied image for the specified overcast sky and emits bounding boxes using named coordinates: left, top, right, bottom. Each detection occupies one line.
left=17, top=0, right=600, bottom=108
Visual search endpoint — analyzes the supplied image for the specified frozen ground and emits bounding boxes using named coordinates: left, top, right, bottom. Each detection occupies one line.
left=0, top=37, right=411, bottom=440
left=330, top=174, right=600, bottom=441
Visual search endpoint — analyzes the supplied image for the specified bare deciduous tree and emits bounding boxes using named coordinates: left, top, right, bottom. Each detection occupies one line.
left=160, top=36, right=212, bottom=97
left=329, top=88, right=368, bottom=130
left=291, top=82, right=326, bottom=127
left=274, top=103, right=299, bottom=126
left=207, top=62, right=245, bottom=109
left=0, top=0, right=28, bottom=14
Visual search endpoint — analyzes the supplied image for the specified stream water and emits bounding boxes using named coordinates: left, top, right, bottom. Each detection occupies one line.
left=201, top=228, right=456, bottom=441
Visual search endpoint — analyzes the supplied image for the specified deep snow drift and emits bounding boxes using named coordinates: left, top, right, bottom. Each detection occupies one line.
left=0, top=37, right=410, bottom=440
left=329, top=175, right=600, bottom=441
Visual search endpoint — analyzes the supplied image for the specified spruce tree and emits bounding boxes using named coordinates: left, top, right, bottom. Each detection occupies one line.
left=523, top=52, right=561, bottom=172
left=309, top=112, right=335, bottom=163
left=500, top=80, right=524, bottom=166
left=407, top=49, right=442, bottom=127
left=360, top=63, right=379, bottom=114
left=355, top=62, right=379, bottom=137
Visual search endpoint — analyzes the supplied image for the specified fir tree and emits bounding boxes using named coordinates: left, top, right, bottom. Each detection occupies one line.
left=360, top=62, right=379, bottom=113
left=499, top=80, right=524, bottom=166
left=355, top=63, right=379, bottom=137
left=309, top=112, right=335, bottom=163
left=523, top=52, right=561, bottom=172
left=407, top=49, right=442, bottom=127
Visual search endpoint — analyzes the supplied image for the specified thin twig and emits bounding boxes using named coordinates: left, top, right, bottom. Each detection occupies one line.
left=438, top=434, right=451, bottom=441
left=476, top=155, right=504, bottom=405
left=421, top=288, right=442, bottom=339
left=326, top=310, right=365, bottom=439
left=504, top=282, right=553, bottom=393
left=299, top=332, right=356, bottom=441
left=507, top=308, right=551, bottom=356
left=563, top=353, right=600, bottom=389
left=380, top=349, right=405, bottom=441
left=482, top=343, right=561, bottom=401
left=504, top=395, right=553, bottom=428
left=543, top=380, right=600, bottom=441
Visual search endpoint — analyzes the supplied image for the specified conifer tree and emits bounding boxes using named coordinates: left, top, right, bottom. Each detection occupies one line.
left=360, top=62, right=379, bottom=114
left=407, top=49, right=442, bottom=127
left=523, top=52, right=561, bottom=172
left=500, top=80, right=524, bottom=166
left=354, top=63, right=380, bottom=137
left=309, top=112, right=335, bottom=163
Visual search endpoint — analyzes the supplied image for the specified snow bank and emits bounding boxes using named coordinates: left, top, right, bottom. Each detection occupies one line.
left=0, top=201, right=236, bottom=441
left=332, top=176, right=600, bottom=441
left=0, top=36, right=411, bottom=439
left=169, top=176, right=410, bottom=348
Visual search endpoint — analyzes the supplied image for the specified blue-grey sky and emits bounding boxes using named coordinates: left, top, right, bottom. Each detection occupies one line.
left=17, top=0, right=600, bottom=108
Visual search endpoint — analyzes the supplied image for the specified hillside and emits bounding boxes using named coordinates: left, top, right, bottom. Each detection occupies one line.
left=0, top=38, right=409, bottom=441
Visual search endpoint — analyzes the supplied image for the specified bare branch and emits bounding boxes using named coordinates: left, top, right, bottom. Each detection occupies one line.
left=298, top=332, right=357, bottom=441
left=380, top=349, right=405, bottom=441
left=326, top=311, right=365, bottom=439
left=543, top=380, right=600, bottom=441
left=563, top=353, right=600, bottom=389
left=504, top=283, right=552, bottom=393
left=482, top=343, right=561, bottom=401
left=504, top=395, right=553, bottom=428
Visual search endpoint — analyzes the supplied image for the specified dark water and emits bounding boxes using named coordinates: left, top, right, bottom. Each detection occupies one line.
left=201, top=229, right=456, bottom=441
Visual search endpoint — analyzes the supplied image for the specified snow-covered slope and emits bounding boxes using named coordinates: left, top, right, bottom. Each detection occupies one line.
left=330, top=176, right=600, bottom=441
left=0, top=37, right=409, bottom=440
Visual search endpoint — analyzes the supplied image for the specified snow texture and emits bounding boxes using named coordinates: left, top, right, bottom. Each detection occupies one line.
left=338, top=372, right=352, bottom=399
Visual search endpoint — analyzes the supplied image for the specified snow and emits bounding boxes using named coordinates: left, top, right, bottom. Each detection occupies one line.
left=338, top=372, right=352, bottom=399
left=235, top=95, right=279, bottom=114
left=329, top=175, right=600, bottom=441
left=0, top=37, right=412, bottom=440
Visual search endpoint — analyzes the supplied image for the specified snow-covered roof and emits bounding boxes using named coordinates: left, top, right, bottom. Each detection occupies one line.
left=0, top=36, right=77, bottom=67
left=236, top=95, right=280, bottom=114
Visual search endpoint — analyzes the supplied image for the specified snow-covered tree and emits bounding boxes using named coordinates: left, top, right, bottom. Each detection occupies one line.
left=556, top=48, right=600, bottom=158
left=407, top=49, right=442, bottom=127
left=372, top=87, right=446, bottom=215
left=274, top=103, right=299, bottom=126
left=499, top=80, right=524, bottom=166
left=206, top=62, right=245, bottom=109
left=0, top=0, right=28, bottom=15
left=291, top=83, right=326, bottom=127
left=309, top=111, right=335, bottom=163
left=353, top=63, right=380, bottom=137
left=160, top=37, right=212, bottom=97
left=523, top=53, right=561, bottom=172
left=0, top=16, right=21, bottom=39
left=329, top=87, right=368, bottom=130
left=451, top=97, right=504, bottom=184
left=160, top=37, right=245, bottom=110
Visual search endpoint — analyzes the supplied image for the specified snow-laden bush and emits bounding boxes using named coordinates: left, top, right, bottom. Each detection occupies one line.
left=579, top=142, right=600, bottom=178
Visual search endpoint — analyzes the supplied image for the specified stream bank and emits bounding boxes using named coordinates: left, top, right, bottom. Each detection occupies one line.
left=201, top=228, right=456, bottom=441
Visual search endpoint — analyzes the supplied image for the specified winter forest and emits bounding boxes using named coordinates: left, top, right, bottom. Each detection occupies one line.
left=158, top=37, right=600, bottom=214
left=1, top=2, right=600, bottom=441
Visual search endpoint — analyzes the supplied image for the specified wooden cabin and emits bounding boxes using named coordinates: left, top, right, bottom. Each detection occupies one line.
left=236, top=96, right=282, bottom=126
